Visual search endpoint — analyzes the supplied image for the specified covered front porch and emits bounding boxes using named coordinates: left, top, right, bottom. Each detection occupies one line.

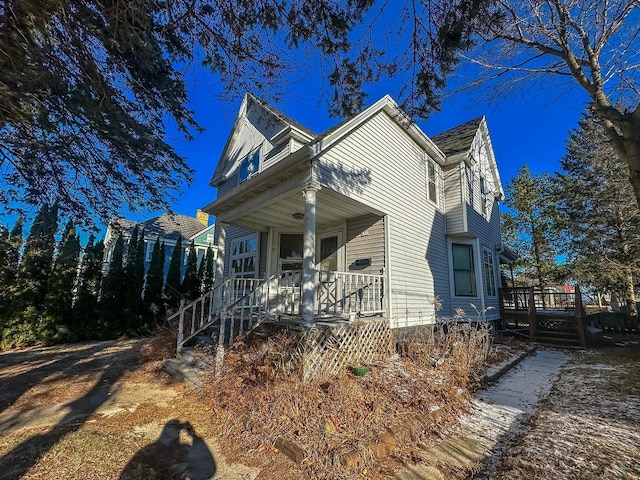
left=204, top=169, right=389, bottom=328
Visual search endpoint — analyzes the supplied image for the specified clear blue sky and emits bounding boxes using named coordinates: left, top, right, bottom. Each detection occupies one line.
left=1, top=62, right=590, bottom=242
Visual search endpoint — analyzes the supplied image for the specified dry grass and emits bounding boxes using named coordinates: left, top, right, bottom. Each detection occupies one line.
left=200, top=322, right=492, bottom=479
left=490, top=342, right=640, bottom=480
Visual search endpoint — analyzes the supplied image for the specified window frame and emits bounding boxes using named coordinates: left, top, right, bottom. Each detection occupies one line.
left=238, top=148, right=261, bottom=184
left=451, top=242, right=478, bottom=297
left=483, top=249, right=497, bottom=297
left=427, top=159, right=439, bottom=205
left=229, top=234, right=258, bottom=278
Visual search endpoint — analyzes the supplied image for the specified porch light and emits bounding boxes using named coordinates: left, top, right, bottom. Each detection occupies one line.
left=292, top=212, right=305, bottom=220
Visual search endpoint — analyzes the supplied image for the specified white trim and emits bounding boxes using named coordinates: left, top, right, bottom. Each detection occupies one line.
left=482, top=247, right=498, bottom=298
left=383, top=214, right=393, bottom=323
left=308, top=95, right=446, bottom=164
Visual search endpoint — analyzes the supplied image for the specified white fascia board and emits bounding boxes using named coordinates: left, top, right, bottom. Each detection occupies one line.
left=210, top=94, right=251, bottom=187
left=271, top=125, right=315, bottom=146
left=309, top=95, right=446, bottom=163
left=480, top=118, right=504, bottom=199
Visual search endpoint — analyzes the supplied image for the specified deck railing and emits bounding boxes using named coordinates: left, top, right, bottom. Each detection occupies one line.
left=500, top=287, right=576, bottom=311
left=498, top=286, right=587, bottom=348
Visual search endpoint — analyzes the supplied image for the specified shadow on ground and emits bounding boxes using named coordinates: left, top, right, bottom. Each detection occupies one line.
left=119, top=419, right=216, bottom=480
left=0, top=341, right=140, bottom=479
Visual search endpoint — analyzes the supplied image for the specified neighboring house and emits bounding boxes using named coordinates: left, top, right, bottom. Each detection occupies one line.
left=202, top=93, right=512, bottom=327
left=103, top=212, right=217, bottom=280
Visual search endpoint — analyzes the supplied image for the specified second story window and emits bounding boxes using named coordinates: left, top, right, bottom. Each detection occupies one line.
left=238, top=149, right=260, bottom=183
left=427, top=160, right=438, bottom=204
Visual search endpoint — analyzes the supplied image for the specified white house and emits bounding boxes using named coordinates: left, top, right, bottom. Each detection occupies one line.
left=201, top=93, right=512, bottom=328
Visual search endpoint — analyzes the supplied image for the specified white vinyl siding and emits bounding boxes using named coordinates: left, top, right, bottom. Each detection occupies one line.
left=315, top=110, right=449, bottom=326
left=346, top=214, right=385, bottom=275
left=443, top=162, right=465, bottom=235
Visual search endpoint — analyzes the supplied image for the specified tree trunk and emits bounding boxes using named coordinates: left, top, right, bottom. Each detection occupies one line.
left=593, top=106, right=640, bottom=210
left=624, top=269, right=637, bottom=318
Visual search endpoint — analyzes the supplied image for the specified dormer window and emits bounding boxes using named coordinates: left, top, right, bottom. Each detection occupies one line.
left=238, top=149, right=260, bottom=183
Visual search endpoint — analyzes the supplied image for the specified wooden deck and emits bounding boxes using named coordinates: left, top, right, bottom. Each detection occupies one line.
left=498, top=287, right=587, bottom=348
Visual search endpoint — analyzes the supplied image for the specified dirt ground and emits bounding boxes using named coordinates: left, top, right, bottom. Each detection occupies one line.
left=1, top=334, right=639, bottom=480
left=0, top=337, right=257, bottom=480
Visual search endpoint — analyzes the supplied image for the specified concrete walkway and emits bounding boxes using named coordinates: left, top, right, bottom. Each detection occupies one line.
left=396, top=349, right=571, bottom=480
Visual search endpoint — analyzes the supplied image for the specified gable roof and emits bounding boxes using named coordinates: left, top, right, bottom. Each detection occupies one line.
left=249, top=93, right=316, bottom=138
left=110, top=213, right=208, bottom=242
left=431, top=116, right=484, bottom=156
left=432, top=115, right=504, bottom=198
left=309, top=95, right=446, bottom=163
left=210, top=93, right=316, bottom=186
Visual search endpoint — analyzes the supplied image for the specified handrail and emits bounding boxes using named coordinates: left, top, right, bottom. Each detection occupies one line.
left=173, top=276, right=236, bottom=354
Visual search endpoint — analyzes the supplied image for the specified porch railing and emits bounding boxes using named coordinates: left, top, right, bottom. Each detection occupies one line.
left=172, top=269, right=387, bottom=355
left=274, top=269, right=385, bottom=317
left=316, top=270, right=385, bottom=316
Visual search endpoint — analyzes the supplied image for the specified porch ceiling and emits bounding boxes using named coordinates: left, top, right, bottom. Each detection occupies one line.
left=228, top=187, right=383, bottom=231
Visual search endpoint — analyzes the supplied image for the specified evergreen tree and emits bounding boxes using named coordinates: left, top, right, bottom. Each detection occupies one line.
left=557, top=111, right=640, bottom=316
left=201, top=246, right=216, bottom=293
left=4, top=205, right=58, bottom=348
left=181, top=240, right=200, bottom=301
left=43, top=220, right=81, bottom=343
left=124, top=226, right=146, bottom=332
left=0, top=218, right=23, bottom=326
left=164, top=237, right=183, bottom=311
left=73, top=236, right=104, bottom=339
left=100, top=233, right=126, bottom=337
left=502, top=165, right=561, bottom=290
left=144, top=239, right=165, bottom=324
left=0, top=226, right=10, bottom=323
left=7, top=218, right=23, bottom=279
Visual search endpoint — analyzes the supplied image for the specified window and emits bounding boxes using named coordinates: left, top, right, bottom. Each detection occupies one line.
left=279, top=233, right=303, bottom=271
left=238, top=150, right=260, bottom=183
left=483, top=250, right=496, bottom=297
left=145, top=240, right=154, bottom=262
left=206, top=234, right=214, bottom=245
left=452, top=243, right=476, bottom=296
left=465, top=165, right=474, bottom=207
left=230, top=235, right=257, bottom=277
left=480, top=175, right=491, bottom=217
left=427, top=160, right=438, bottom=204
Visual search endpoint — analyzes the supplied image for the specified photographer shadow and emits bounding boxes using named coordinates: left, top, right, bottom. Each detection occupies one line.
left=120, top=419, right=216, bottom=480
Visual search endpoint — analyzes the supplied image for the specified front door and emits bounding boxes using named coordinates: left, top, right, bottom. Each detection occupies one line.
left=276, top=231, right=344, bottom=315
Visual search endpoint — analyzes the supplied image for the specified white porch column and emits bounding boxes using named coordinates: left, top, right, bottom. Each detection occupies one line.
left=301, top=183, right=320, bottom=327
left=213, top=222, right=229, bottom=311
